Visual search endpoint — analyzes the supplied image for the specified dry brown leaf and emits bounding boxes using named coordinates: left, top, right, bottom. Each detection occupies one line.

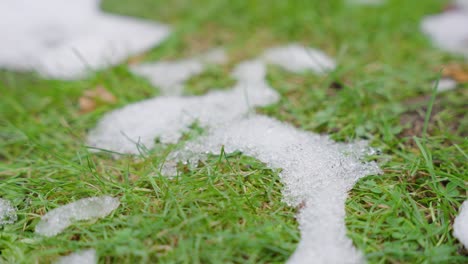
left=441, top=63, right=468, bottom=83
left=79, top=85, right=117, bottom=114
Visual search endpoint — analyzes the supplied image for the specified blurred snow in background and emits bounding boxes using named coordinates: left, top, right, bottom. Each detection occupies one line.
left=0, top=0, right=169, bottom=79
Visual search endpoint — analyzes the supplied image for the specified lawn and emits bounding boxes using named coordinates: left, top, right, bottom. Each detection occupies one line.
left=0, top=0, right=467, bottom=263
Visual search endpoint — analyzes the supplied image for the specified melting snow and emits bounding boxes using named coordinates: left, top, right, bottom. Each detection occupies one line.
left=88, top=60, right=279, bottom=153
left=454, top=200, right=468, bottom=249
left=130, top=48, right=227, bottom=95
left=0, top=198, right=17, bottom=225
left=0, top=0, right=170, bottom=79
left=35, top=196, right=120, bottom=237
left=262, top=44, right=336, bottom=74
left=55, top=249, right=97, bottom=264
left=421, top=1, right=468, bottom=57
left=436, top=78, right=458, bottom=92
left=87, top=45, right=378, bottom=262
left=163, top=116, right=380, bottom=263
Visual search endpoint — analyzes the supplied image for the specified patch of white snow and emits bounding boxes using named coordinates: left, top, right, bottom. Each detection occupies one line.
left=0, top=198, right=17, bottom=226
left=454, top=200, right=468, bottom=249
left=436, top=78, right=458, bottom=92
left=262, top=44, right=336, bottom=74
left=35, top=196, right=120, bottom=237
left=163, top=115, right=381, bottom=263
left=130, top=48, right=227, bottom=95
left=421, top=7, right=468, bottom=57
left=55, top=249, right=97, bottom=264
left=88, top=60, right=278, bottom=153
left=0, top=0, right=170, bottom=79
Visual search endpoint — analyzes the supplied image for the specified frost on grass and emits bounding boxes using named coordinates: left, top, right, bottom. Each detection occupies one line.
left=88, top=60, right=279, bottom=153
left=421, top=1, right=468, bottom=57
left=55, top=249, right=97, bottom=264
left=130, top=48, right=227, bottom=95
left=35, top=196, right=119, bottom=237
left=262, top=44, right=336, bottom=74
left=0, top=0, right=170, bottom=79
left=0, top=198, right=17, bottom=226
left=454, top=200, right=468, bottom=249
left=163, top=116, right=381, bottom=263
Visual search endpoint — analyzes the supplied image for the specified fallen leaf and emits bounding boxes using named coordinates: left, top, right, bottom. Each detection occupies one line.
left=441, top=63, right=468, bottom=83
left=79, top=86, right=117, bottom=113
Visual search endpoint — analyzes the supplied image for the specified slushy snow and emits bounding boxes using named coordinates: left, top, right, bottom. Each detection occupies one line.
left=0, top=198, right=17, bottom=225
left=55, top=249, right=97, bottom=264
left=131, top=48, right=227, bottom=95
left=35, top=196, right=120, bottom=237
left=453, top=200, right=468, bottom=249
left=163, top=116, right=380, bottom=263
left=421, top=1, right=468, bottom=57
left=0, top=0, right=170, bottom=79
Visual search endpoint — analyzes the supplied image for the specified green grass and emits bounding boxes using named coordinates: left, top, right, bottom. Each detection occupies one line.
left=1, top=0, right=467, bottom=263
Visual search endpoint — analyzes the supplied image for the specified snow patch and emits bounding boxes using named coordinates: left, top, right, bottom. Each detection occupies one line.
left=454, top=200, right=468, bottom=248
left=87, top=45, right=373, bottom=262
left=262, top=44, right=336, bottom=74
left=55, top=249, right=97, bottom=264
left=0, top=0, right=170, bottom=79
left=0, top=198, right=17, bottom=226
left=436, top=78, right=458, bottom=92
left=163, top=116, right=381, bottom=263
left=35, top=196, right=120, bottom=237
left=88, top=60, right=279, bottom=153
left=130, top=48, right=227, bottom=95
left=421, top=6, right=468, bottom=57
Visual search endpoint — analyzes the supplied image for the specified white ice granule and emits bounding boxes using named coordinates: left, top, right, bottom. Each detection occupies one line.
left=88, top=60, right=279, bottom=153
left=54, top=249, right=97, bottom=264
left=421, top=8, right=468, bottom=57
left=0, top=0, right=170, bottom=79
left=163, top=115, right=381, bottom=263
left=35, top=196, right=120, bottom=237
left=0, top=198, right=17, bottom=225
left=130, top=48, right=227, bottom=95
left=453, top=200, right=468, bottom=248
left=262, top=44, right=336, bottom=74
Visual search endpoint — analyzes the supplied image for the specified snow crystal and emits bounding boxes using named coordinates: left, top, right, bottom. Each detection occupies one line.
left=88, top=60, right=279, bottom=153
left=0, top=0, right=170, bottom=79
left=262, top=44, right=336, bottom=74
left=163, top=115, right=381, bottom=263
left=35, top=196, right=120, bottom=237
left=454, top=200, right=468, bottom=249
left=55, top=249, right=97, bottom=264
left=0, top=198, right=17, bottom=225
left=130, top=48, right=227, bottom=95
left=421, top=6, right=468, bottom=57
